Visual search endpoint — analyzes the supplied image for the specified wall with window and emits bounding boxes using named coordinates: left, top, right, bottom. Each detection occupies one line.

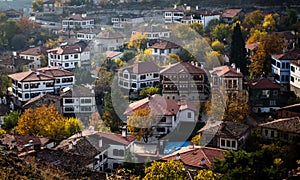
left=177, top=109, right=195, bottom=123
left=271, top=57, right=290, bottom=84
left=219, top=138, right=238, bottom=150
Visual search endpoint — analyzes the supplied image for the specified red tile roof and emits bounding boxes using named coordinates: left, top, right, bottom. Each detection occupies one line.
left=64, top=14, right=93, bottom=20
left=150, top=41, right=179, bottom=50
left=245, top=42, right=259, bottom=51
left=38, top=66, right=74, bottom=77
left=124, top=94, right=180, bottom=116
left=8, top=70, right=55, bottom=82
left=259, top=116, right=300, bottom=134
left=272, top=48, right=300, bottom=60
left=161, top=146, right=225, bottom=169
left=20, top=46, right=47, bottom=56
left=221, top=9, right=243, bottom=18
left=248, top=77, right=281, bottom=89
left=120, top=61, right=160, bottom=74
left=47, top=44, right=85, bottom=55
left=160, top=62, right=206, bottom=74
left=106, top=51, right=123, bottom=59
left=209, top=65, right=243, bottom=77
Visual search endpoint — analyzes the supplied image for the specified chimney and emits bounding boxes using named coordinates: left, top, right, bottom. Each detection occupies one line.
left=121, top=126, right=127, bottom=137
left=191, top=61, right=195, bottom=66
left=231, top=63, right=236, bottom=69
left=237, top=68, right=240, bottom=74
left=186, top=6, right=191, bottom=11
left=99, top=139, right=102, bottom=147
left=200, top=158, right=205, bottom=166
left=176, top=153, right=181, bottom=160
left=195, top=61, right=198, bottom=67
left=36, top=72, right=40, bottom=76
left=68, top=141, right=72, bottom=150
left=196, top=5, right=199, bottom=10
left=174, top=4, right=177, bottom=9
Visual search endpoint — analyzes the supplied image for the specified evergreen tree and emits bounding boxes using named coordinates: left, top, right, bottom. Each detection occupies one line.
left=230, top=23, right=248, bottom=76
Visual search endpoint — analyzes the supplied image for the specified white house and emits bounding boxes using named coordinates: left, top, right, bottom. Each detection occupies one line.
left=149, top=40, right=180, bottom=63
left=60, top=85, right=96, bottom=125
left=62, top=14, right=94, bottom=32
left=290, top=59, right=300, bottom=97
left=163, top=5, right=220, bottom=27
left=8, top=66, right=74, bottom=102
left=19, top=46, right=47, bottom=69
left=92, top=32, right=125, bottom=53
left=47, top=42, right=90, bottom=69
left=132, top=24, right=171, bottom=41
left=271, top=49, right=300, bottom=85
left=118, top=61, right=160, bottom=92
left=111, top=14, right=144, bottom=29
left=123, top=94, right=197, bottom=140
left=76, top=29, right=98, bottom=41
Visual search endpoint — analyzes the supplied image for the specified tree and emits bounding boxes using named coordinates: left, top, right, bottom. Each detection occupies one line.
left=211, top=23, right=231, bottom=41
left=128, top=32, right=147, bottom=51
left=16, top=18, right=41, bottom=35
left=32, top=0, right=44, bottom=12
left=0, top=19, right=21, bottom=49
left=127, top=107, right=158, bottom=143
left=249, top=33, right=283, bottom=77
left=0, top=74, right=11, bottom=95
left=72, top=67, right=94, bottom=85
left=194, top=169, right=220, bottom=180
left=143, top=160, right=187, bottom=180
left=121, top=51, right=136, bottom=62
left=16, top=105, right=82, bottom=140
left=139, top=86, right=160, bottom=99
left=191, top=134, right=201, bottom=146
left=286, top=8, right=298, bottom=26
left=263, top=14, right=276, bottom=31
left=243, top=10, right=264, bottom=28
left=88, top=112, right=111, bottom=132
left=45, top=36, right=62, bottom=48
left=211, top=40, right=225, bottom=52
left=190, top=22, right=204, bottom=36
left=230, top=22, right=248, bottom=76
left=11, top=34, right=27, bottom=50
left=165, top=53, right=181, bottom=65
left=246, top=29, right=266, bottom=45
left=2, top=111, right=21, bottom=131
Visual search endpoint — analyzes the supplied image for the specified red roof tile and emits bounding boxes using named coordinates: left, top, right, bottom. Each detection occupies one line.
left=161, top=146, right=225, bottom=169
left=160, top=62, right=206, bottom=74
left=150, top=41, right=179, bottom=50
left=64, top=14, right=93, bottom=20
left=272, top=48, right=300, bottom=60
left=38, top=66, right=74, bottom=77
left=20, top=46, right=47, bottom=56
left=248, top=77, right=281, bottom=89
left=209, top=65, right=243, bottom=77
left=8, top=71, right=55, bottom=82
left=221, top=9, right=243, bottom=18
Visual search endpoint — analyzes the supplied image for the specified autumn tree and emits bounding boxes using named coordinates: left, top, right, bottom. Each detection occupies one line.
left=211, top=39, right=225, bottom=52
left=128, top=32, right=147, bottom=51
left=249, top=33, right=283, bottom=77
left=190, top=22, right=204, bottom=36
left=16, top=18, right=41, bottom=36
left=194, top=169, right=220, bottom=180
left=32, top=0, right=44, bottom=12
left=2, top=111, right=21, bottom=132
left=165, top=53, right=181, bottom=65
left=230, top=22, right=248, bottom=76
left=191, top=134, right=201, bottom=146
left=243, top=10, right=264, bottom=28
left=45, top=36, right=63, bottom=48
left=246, top=29, right=266, bottom=45
left=16, top=105, right=83, bottom=140
left=263, top=14, right=276, bottom=31
left=127, top=107, right=159, bottom=143
left=143, top=160, right=187, bottom=180
left=139, top=86, right=160, bottom=99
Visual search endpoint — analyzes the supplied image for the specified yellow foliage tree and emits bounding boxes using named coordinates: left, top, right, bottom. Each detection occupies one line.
left=246, top=29, right=266, bottom=45
left=16, top=105, right=82, bottom=140
left=263, top=14, right=276, bottom=31
left=194, top=169, right=220, bottom=180
left=128, top=32, right=147, bottom=51
left=45, top=36, right=62, bottom=48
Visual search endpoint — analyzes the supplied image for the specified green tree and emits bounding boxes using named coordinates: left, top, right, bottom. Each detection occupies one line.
left=121, top=51, right=136, bottom=62
left=211, top=23, right=231, bottom=41
left=165, top=53, right=181, bottom=65
left=0, top=74, right=11, bottom=95
left=143, top=160, right=187, bottom=180
left=230, top=22, right=248, bottom=76
left=139, top=86, right=160, bottom=99
left=11, top=34, right=27, bottom=50
left=32, top=0, right=44, bottom=12
left=286, top=8, right=298, bottom=26
left=2, top=111, right=21, bottom=131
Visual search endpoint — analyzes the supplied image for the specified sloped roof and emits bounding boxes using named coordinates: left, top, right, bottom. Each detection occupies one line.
left=150, top=41, right=179, bottom=50
left=60, top=85, right=94, bottom=97
left=37, top=66, right=74, bottom=77
left=259, top=117, right=300, bottom=134
left=277, top=103, right=300, bottom=112
left=271, top=48, right=300, bottom=60
left=22, top=94, right=61, bottom=109
left=248, top=77, right=281, bottom=89
left=63, top=14, right=93, bottom=20
left=1, top=134, right=52, bottom=152
left=209, top=65, right=243, bottom=78
left=20, top=46, right=47, bottom=56
left=160, top=62, right=206, bottom=74
left=124, top=94, right=180, bottom=116
left=96, top=32, right=124, bottom=39
left=8, top=71, right=55, bottom=82
left=47, top=44, right=85, bottom=55
left=4, top=9, right=22, bottom=16
left=245, top=42, right=259, bottom=51
left=120, top=61, right=160, bottom=74
left=161, top=146, right=225, bottom=169
left=106, top=51, right=123, bottom=59
left=274, top=31, right=298, bottom=40
left=221, top=9, right=243, bottom=18
left=198, top=121, right=250, bottom=139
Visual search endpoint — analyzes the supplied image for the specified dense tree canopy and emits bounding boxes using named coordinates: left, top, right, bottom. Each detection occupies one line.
left=2, top=111, right=21, bottom=132
left=243, top=10, right=264, bottom=28
left=16, top=105, right=83, bottom=140
left=128, top=32, right=147, bottom=51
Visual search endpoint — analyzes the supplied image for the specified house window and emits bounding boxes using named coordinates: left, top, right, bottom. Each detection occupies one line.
left=56, top=79, right=60, bottom=83
left=140, top=75, right=146, bottom=80
left=81, top=106, right=92, bottom=112
left=74, top=54, right=78, bottom=59
left=124, top=74, right=129, bottom=79
left=273, top=90, right=278, bottom=96
left=24, top=84, right=29, bottom=89
left=131, top=75, right=136, bottom=79
left=270, top=100, right=276, bottom=106
left=46, top=82, right=54, bottom=87
left=65, top=63, right=69, bottom=67
left=153, top=73, right=159, bottom=78
left=231, top=141, right=236, bottom=148
left=131, top=83, right=136, bottom=88
left=161, top=117, right=166, bottom=122
left=113, top=149, right=124, bottom=156
left=226, top=140, right=230, bottom=147
left=221, top=139, right=225, bottom=146
left=291, top=76, right=295, bottom=82
left=187, top=112, right=192, bottom=118
left=65, top=55, right=69, bottom=59
left=291, top=66, right=295, bottom=72
left=65, top=99, right=74, bottom=104
left=81, top=98, right=92, bottom=104
left=157, top=127, right=165, bottom=132
left=25, top=93, right=29, bottom=98
left=264, top=129, right=268, bottom=137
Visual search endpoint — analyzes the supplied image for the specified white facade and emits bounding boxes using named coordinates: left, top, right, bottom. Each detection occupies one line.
left=132, top=29, right=170, bottom=40
left=63, top=96, right=96, bottom=114
left=93, top=32, right=124, bottom=53
left=48, top=46, right=90, bottom=70
left=290, top=61, right=300, bottom=97
left=151, top=46, right=180, bottom=63
left=271, top=56, right=290, bottom=84
left=19, top=54, right=41, bottom=69
left=164, top=10, right=184, bottom=23
left=62, top=15, right=94, bottom=32
left=118, top=69, right=160, bottom=92
left=111, top=16, right=144, bottom=29
left=76, top=32, right=96, bottom=41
